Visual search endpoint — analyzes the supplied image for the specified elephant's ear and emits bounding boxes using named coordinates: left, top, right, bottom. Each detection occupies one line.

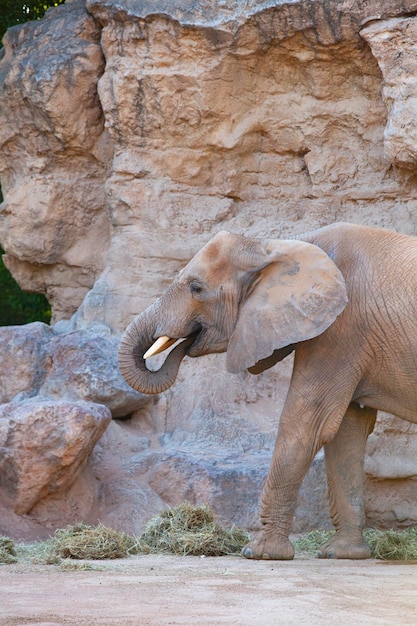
left=226, top=239, right=348, bottom=373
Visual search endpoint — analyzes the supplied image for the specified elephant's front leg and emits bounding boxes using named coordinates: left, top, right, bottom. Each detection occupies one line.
left=318, top=402, right=377, bottom=559
left=242, top=385, right=351, bottom=560
left=242, top=442, right=307, bottom=560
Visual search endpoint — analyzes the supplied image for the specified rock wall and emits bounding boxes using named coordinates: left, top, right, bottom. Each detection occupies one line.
left=1, top=0, right=417, bottom=539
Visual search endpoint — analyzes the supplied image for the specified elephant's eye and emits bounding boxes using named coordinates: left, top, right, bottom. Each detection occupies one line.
left=190, top=281, right=203, bottom=296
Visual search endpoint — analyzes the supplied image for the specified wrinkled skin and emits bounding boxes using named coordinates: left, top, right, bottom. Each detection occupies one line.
left=119, top=222, right=417, bottom=560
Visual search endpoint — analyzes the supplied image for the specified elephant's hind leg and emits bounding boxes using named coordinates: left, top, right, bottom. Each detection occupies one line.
left=318, top=403, right=377, bottom=559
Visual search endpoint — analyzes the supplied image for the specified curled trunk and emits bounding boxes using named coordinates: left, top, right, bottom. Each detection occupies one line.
left=118, top=311, right=191, bottom=394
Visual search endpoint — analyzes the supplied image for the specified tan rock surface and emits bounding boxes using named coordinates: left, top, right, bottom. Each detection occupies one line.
left=0, top=0, right=112, bottom=322
left=1, top=0, right=417, bottom=540
left=362, top=16, right=417, bottom=168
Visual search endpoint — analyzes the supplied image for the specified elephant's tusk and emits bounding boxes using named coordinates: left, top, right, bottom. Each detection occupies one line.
left=143, top=336, right=178, bottom=359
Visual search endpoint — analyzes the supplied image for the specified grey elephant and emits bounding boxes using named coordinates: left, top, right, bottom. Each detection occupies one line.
left=119, top=222, right=417, bottom=560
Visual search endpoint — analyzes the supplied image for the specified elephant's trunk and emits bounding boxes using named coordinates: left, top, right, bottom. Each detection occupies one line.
left=118, top=310, right=192, bottom=394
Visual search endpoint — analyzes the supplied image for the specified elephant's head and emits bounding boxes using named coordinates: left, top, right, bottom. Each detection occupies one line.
left=118, top=231, right=348, bottom=394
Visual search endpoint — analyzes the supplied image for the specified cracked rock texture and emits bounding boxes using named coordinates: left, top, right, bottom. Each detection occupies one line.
left=1, top=0, right=417, bottom=539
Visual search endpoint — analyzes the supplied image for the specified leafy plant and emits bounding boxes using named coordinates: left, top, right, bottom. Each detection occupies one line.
left=0, top=0, right=65, bottom=41
left=0, top=247, right=51, bottom=325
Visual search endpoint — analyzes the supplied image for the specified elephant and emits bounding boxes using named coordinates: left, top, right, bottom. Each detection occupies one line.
left=119, top=221, right=417, bottom=560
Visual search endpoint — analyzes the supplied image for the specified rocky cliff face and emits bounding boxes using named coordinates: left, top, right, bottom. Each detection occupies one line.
left=1, top=0, right=417, bottom=539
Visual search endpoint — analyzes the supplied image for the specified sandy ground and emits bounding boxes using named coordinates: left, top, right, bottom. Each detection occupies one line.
left=1, top=554, right=417, bottom=626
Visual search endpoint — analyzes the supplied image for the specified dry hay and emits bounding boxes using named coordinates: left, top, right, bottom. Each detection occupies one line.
left=365, top=527, right=417, bottom=560
left=136, top=502, right=250, bottom=556
left=5, top=503, right=417, bottom=563
left=294, top=527, right=417, bottom=560
left=294, top=529, right=335, bottom=555
left=0, top=536, right=17, bottom=564
left=49, top=522, right=139, bottom=560
left=11, top=523, right=138, bottom=565
left=1, top=506, right=248, bottom=565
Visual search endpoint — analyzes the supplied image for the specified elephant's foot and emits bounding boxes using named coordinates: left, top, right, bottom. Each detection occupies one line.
left=317, top=532, right=371, bottom=559
left=242, top=531, right=295, bottom=560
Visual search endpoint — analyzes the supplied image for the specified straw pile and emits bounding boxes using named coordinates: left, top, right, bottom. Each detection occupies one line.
left=50, top=522, right=138, bottom=560
left=366, top=527, right=417, bottom=560
left=136, top=502, right=250, bottom=556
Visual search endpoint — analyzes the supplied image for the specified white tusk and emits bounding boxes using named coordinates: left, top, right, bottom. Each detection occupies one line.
left=143, top=336, right=178, bottom=359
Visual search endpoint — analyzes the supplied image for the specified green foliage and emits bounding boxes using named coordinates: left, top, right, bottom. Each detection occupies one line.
left=0, top=0, right=65, bottom=42
left=0, top=247, right=51, bottom=325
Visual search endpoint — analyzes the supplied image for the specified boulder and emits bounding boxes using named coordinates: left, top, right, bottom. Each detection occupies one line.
left=38, top=327, right=148, bottom=418
left=0, top=323, right=146, bottom=417
left=0, top=322, right=53, bottom=404
left=0, top=400, right=111, bottom=514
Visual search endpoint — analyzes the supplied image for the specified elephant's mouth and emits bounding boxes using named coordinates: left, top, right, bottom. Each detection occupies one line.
left=144, top=327, right=202, bottom=361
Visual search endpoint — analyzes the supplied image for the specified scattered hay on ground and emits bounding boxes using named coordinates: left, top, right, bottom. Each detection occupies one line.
left=136, top=502, right=250, bottom=556
left=0, top=536, right=17, bottom=564
left=294, top=527, right=417, bottom=560
left=58, top=559, right=106, bottom=571
left=1, top=506, right=248, bottom=565
left=4, top=508, right=417, bottom=564
left=294, top=529, right=335, bottom=556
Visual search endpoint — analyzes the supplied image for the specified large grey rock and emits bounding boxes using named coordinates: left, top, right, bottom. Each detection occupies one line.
left=0, top=323, right=146, bottom=417
left=0, top=322, right=53, bottom=404
left=38, top=327, right=148, bottom=418
left=0, top=400, right=111, bottom=514
left=86, top=0, right=417, bottom=36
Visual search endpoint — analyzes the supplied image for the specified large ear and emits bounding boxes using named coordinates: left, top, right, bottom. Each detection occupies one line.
left=226, top=239, right=348, bottom=373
